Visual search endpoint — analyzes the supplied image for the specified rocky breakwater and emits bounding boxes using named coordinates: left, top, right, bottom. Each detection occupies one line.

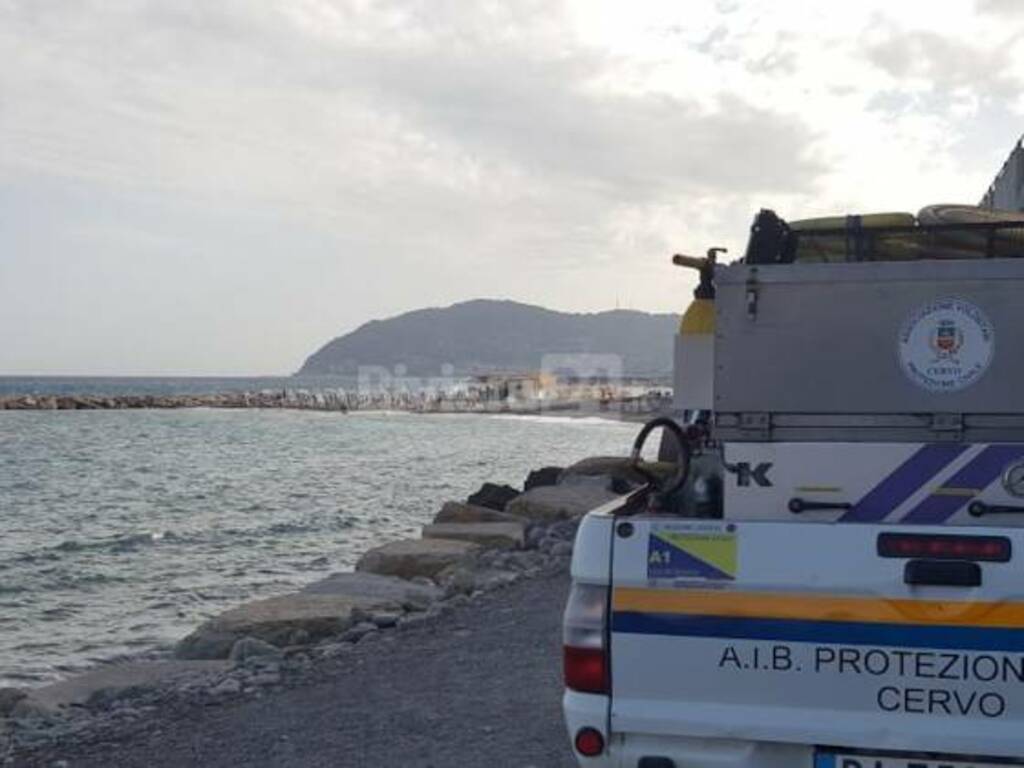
left=0, top=390, right=351, bottom=412
left=0, top=389, right=667, bottom=418
left=1, top=456, right=641, bottom=759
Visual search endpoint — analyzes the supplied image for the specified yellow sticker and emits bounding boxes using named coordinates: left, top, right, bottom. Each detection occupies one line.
left=648, top=523, right=737, bottom=581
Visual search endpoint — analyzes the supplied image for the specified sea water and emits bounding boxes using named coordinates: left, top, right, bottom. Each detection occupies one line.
left=0, top=408, right=636, bottom=685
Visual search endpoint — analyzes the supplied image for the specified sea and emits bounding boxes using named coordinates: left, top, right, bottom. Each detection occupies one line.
left=0, top=377, right=638, bottom=686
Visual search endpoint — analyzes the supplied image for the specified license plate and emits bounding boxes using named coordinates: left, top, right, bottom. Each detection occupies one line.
left=816, top=753, right=1024, bottom=768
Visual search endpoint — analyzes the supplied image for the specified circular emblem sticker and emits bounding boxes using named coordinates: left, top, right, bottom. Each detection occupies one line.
left=898, top=298, right=994, bottom=393
left=1002, top=461, right=1024, bottom=498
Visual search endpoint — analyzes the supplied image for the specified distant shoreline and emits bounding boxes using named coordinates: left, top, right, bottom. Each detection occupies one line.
left=0, top=390, right=664, bottom=421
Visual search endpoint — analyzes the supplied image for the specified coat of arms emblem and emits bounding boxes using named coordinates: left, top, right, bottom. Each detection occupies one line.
left=930, top=318, right=963, bottom=359
left=898, top=298, right=994, bottom=393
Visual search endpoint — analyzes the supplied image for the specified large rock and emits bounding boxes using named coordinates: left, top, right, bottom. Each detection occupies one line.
left=524, top=466, right=563, bottom=490
left=433, top=500, right=526, bottom=525
left=228, top=636, right=284, bottom=662
left=422, top=521, right=525, bottom=550
left=300, top=570, right=441, bottom=611
left=560, top=473, right=615, bottom=492
left=175, top=592, right=402, bottom=660
left=355, top=538, right=479, bottom=581
left=466, top=482, right=520, bottom=511
left=505, top=483, right=620, bottom=522
left=173, top=627, right=241, bottom=661
left=559, top=456, right=680, bottom=491
left=560, top=456, right=647, bottom=487
left=24, top=661, right=228, bottom=710
left=438, top=564, right=520, bottom=596
left=0, top=688, right=27, bottom=716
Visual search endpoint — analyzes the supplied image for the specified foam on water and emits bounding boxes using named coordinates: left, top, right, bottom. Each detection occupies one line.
left=0, top=408, right=636, bottom=685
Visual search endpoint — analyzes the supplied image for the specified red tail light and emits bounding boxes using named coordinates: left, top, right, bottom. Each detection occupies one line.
left=564, top=646, right=608, bottom=694
left=574, top=727, right=606, bottom=757
left=878, top=532, right=1011, bottom=562
left=563, top=583, right=609, bottom=695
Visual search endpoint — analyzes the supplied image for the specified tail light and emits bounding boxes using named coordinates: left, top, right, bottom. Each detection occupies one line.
left=878, top=532, right=1011, bottom=562
left=574, top=727, right=606, bottom=757
left=563, top=583, right=609, bottom=694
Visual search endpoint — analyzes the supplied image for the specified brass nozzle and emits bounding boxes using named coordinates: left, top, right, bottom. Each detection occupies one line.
left=672, top=247, right=726, bottom=272
left=672, top=254, right=706, bottom=271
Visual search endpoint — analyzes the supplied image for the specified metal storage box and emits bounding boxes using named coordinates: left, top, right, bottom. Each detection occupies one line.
left=713, top=259, right=1024, bottom=442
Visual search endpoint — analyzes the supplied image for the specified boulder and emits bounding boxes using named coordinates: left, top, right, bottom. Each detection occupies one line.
left=559, top=455, right=678, bottom=491
left=24, top=661, right=228, bottom=710
left=210, top=678, right=242, bottom=697
left=355, top=538, right=479, bottom=581
left=342, top=622, right=378, bottom=642
left=505, top=484, right=620, bottom=522
left=560, top=473, right=614, bottom=491
left=9, top=698, right=54, bottom=719
left=524, top=466, right=563, bottom=490
left=175, top=592, right=402, bottom=660
left=422, top=521, right=525, bottom=550
left=550, top=541, right=574, bottom=557
left=300, top=570, right=441, bottom=611
left=560, top=456, right=647, bottom=487
left=173, top=627, right=241, bottom=661
left=466, top=482, right=520, bottom=511
left=370, top=611, right=401, bottom=628
left=433, top=501, right=526, bottom=525
left=0, top=687, right=27, bottom=716
left=438, top=565, right=519, bottom=596
left=228, top=636, right=284, bottom=662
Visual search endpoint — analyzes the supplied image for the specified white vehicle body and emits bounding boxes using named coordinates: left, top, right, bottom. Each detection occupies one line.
left=563, top=216, right=1024, bottom=768
left=565, top=477, right=1024, bottom=767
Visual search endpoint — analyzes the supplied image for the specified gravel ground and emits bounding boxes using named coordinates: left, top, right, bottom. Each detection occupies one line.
left=15, top=569, right=577, bottom=768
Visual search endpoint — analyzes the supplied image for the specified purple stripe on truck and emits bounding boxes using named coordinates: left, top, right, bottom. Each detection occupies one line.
left=901, top=445, right=1024, bottom=524
left=839, top=443, right=969, bottom=523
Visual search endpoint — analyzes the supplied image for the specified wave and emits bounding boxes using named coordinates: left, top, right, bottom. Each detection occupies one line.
left=54, top=530, right=181, bottom=553
left=489, top=413, right=621, bottom=426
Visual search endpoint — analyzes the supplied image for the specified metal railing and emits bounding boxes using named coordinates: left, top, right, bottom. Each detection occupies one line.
left=746, top=213, right=1024, bottom=264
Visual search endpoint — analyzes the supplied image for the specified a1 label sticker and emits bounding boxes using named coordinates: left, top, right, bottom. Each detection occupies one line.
left=647, top=522, right=737, bottom=581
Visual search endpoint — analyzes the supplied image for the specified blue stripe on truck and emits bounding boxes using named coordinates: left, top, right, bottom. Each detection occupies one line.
left=612, top=612, right=1024, bottom=652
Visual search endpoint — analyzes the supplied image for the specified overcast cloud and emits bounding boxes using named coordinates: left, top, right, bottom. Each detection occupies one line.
left=2, top=0, right=1023, bottom=374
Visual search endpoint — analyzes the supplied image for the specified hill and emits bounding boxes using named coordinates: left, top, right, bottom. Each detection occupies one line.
left=297, top=300, right=678, bottom=378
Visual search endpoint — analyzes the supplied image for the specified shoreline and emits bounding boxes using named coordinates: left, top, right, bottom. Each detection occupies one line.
left=1, top=455, right=636, bottom=760
left=12, top=570, right=578, bottom=767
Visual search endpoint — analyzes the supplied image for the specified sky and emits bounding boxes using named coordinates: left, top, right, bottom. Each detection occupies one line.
left=2, top=0, right=1023, bottom=375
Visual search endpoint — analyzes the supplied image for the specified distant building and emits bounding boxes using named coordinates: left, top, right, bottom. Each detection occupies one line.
left=471, top=371, right=557, bottom=401
left=981, top=135, right=1024, bottom=211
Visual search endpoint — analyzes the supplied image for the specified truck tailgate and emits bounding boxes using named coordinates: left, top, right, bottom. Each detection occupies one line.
left=610, top=519, right=1024, bottom=758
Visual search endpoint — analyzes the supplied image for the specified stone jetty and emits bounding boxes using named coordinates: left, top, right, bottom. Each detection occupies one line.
left=0, top=384, right=670, bottom=416
left=0, top=390, right=352, bottom=412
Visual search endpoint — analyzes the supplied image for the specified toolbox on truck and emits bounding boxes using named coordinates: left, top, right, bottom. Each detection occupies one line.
left=714, top=258, right=1024, bottom=443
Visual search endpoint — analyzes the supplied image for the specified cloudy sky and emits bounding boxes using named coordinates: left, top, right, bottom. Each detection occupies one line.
left=2, top=0, right=1022, bottom=375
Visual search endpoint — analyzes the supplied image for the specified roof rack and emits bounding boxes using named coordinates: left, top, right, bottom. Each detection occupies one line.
left=745, top=209, right=1024, bottom=265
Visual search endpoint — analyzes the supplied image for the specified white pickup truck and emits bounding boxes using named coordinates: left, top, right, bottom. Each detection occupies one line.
left=563, top=209, right=1024, bottom=768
